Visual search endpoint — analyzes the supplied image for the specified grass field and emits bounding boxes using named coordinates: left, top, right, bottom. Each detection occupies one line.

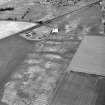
left=0, top=35, right=34, bottom=105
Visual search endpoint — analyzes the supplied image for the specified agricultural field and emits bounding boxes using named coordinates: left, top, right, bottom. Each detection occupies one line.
left=0, top=0, right=104, bottom=105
